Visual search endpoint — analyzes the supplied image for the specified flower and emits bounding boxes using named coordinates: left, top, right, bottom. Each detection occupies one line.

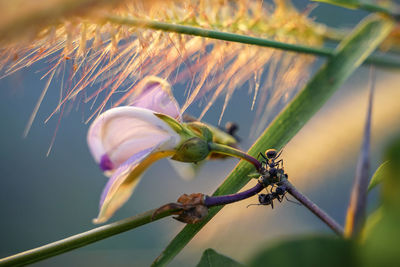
left=88, top=106, right=182, bottom=223
left=87, top=76, right=211, bottom=224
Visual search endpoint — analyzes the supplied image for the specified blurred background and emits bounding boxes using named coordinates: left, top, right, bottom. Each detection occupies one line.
left=1, top=1, right=400, bottom=266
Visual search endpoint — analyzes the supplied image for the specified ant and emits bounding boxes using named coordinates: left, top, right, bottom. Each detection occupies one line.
left=258, top=148, right=287, bottom=185
left=259, top=148, right=284, bottom=170
left=247, top=184, right=300, bottom=209
left=249, top=147, right=298, bottom=209
left=247, top=184, right=287, bottom=209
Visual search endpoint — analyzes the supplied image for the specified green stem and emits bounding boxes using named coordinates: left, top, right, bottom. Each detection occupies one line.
left=0, top=208, right=177, bottom=267
left=208, top=143, right=263, bottom=172
left=316, top=1, right=399, bottom=19
left=104, top=15, right=400, bottom=69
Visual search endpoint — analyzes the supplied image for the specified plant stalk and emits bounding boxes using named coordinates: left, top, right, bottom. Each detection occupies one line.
left=104, top=15, right=400, bottom=69
left=282, top=180, right=344, bottom=236
left=0, top=208, right=177, bottom=267
left=204, top=182, right=264, bottom=207
left=344, top=67, right=375, bottom=238
left=209, top=142, right=263, bottom=172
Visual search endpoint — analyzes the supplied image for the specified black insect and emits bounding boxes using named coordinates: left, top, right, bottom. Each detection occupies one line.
left=262, top=185, right=287, bottom=208
left=224, top=121, right=241, bottom=142
left=258, top=148, right=287, bottom=184
left=259, top=148, right=284, bottom=169
left=248, top=184, right=299, bottom=209
left=247, top=185, right=286, bottom=209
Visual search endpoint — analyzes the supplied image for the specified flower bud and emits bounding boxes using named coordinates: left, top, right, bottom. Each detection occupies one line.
left=172, top=137, right=210, bottom=163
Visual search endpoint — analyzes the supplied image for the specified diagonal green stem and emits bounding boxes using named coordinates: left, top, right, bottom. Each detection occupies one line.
left=104, top=15, right=400, bottom=69
left=151, top=15, right=394, bottom=266
left=0, top=208, right=177, bottom=266
left=314, top=0, right=400, bottom=19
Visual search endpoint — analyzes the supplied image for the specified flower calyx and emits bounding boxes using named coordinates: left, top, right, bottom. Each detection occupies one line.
left=155, top=117, right=214, bottom=163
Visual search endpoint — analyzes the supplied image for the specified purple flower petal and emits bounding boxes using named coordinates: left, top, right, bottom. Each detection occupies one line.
left=99, top=154, right=114, bottom=171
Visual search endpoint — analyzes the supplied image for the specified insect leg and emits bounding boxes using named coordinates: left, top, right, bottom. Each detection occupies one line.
left=258, top=152, right=267, bottom=166
left=276, top=194, right=284, bottom=203
left=284, top=195, right=302, bottom=206
left=275, top=159, right=284, bottom=169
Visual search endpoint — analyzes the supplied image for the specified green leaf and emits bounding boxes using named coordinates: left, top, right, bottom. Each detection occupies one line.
left=368, top=161, right=389, bottom=191
left=361, top=136, right=400, bottom=267
left=248, top=236, right=357, bottom=267
left=361, top=207, right=382, bottom=241
left=196, top=249, right=243, bottom=267
left=152, top=15, right=394, bottom=266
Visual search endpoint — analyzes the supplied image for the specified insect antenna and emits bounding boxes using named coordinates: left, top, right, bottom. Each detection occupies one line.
left=275, top=147, right=284, bottom=160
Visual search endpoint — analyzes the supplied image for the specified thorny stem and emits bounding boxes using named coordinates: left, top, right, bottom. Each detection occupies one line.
left=208, top=142, right=263, bottom=172
left=0, top=208, right=178, bottom=267
left=204, top=182, right=264, bottom=207
left=104, top=16, right=400, bottom=69
left=282, top=180, right=344, bottom=237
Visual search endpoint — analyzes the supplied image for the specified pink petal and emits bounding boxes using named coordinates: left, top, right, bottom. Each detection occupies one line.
left=126, top=76, right=182, bottom=121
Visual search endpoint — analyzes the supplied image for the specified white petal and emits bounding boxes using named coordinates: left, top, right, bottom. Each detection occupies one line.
left=87, top=106, right=180, bottom=170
